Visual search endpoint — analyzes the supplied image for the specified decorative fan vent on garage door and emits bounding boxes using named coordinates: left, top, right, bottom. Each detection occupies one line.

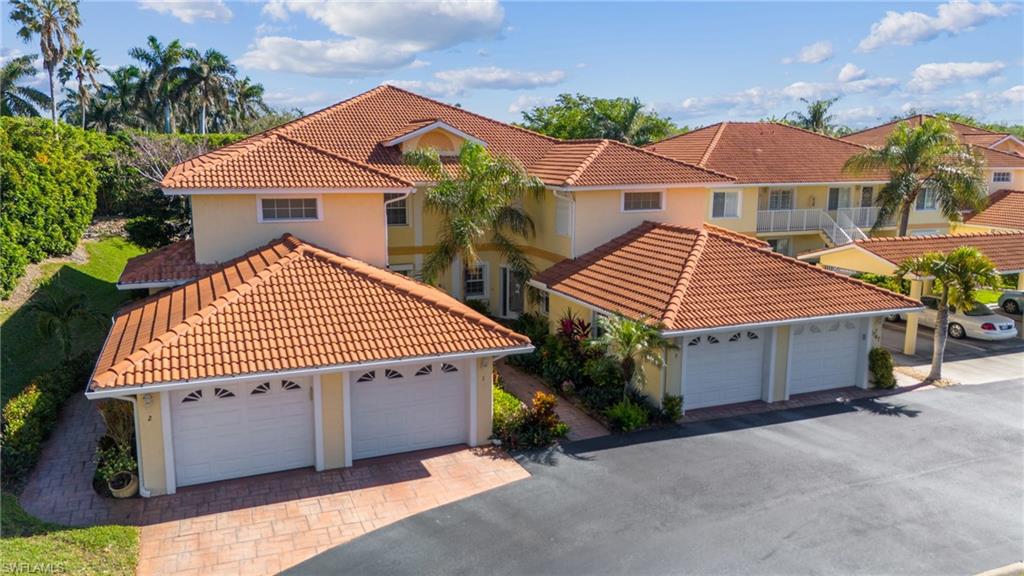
left=181, top=390, right=202, bottom=403
left=687, top=337, right=700, bottom=346
left=747, top=331, right=759, bottom=340
left=384, top=369, right=402, bottom=379
left=281, top=380, right=302, bottom=391
left=441, top=363, right=459, bottom=373
left=356, top=371, right=375, bottom=383
left=213, top=387, right=235, bottom=399
left=251, top=382, right=271, bottom=395
left=415, top=365, right=433, bottom=376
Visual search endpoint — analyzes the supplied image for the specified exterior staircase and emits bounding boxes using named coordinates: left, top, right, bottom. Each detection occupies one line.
left=756, top=207, right=885, bottom=247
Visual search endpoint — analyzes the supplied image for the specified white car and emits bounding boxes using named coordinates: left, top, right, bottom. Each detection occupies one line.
left=886, top=296, right=1018, bottom=341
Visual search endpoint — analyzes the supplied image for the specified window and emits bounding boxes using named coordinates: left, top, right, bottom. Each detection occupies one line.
left=463, top=264, right=487, bottom=299
left=827, top=187, right=851, bottom=211
left=992, top=171, right=1012, bottom=183
left=259, top=198, right=319, bottom=221
left=384, top=193, right=408, bottom=226
left=915, top=187, right=938, bottom=211
left=860, top=187, right=874, bottom=207
left=711, top=190, right=739, bottom=218
left=539, top=291, right=550, bottom=315
left=766, top=188, right=793, bottom=210
left=555, top=196, right=571, bottom=236
left=622, top=191, right=662, bottom=212
left=767, top=238, right=791, bottom=256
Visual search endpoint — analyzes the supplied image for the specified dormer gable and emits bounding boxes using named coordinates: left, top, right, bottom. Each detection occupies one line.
left=382, top=119, right=487, bottom=156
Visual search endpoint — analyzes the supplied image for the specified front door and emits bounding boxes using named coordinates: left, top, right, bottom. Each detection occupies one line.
left=501, top=267, right=524, bottom=318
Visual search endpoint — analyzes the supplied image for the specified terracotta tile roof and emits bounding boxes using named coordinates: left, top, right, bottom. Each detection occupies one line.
left=118, top=240, right=217, bottom=287
left=645, top=122, right=888, bottom=184
left=850, top=231, right=1024, bottom=272
left=841, top=115, right=1024, bottom=167
left=163, top=85, right=731, bottom=190
left=532, top=221, right=917, bottom=331
left=964, top=190, right=1024, bottom=231
left=91, top=234, right=530, bottom=391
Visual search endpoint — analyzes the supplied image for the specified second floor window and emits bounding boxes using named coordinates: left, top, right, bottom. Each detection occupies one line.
left=260, top=198, right=318, bottom=221
left=464, top=264, right=487, bottom=299
left=992, top=171, right=1012, bottom=183
left=915, top=187, right=938, bottom=211
left=766, top=188, right=793, bottom=210
left=711, top=190, right=739, bottom=218
left=860, top=187, right=874, bottom=207
left=384, top=193, right=409, bottom=226
left=622, top=191, right=662, bottom=211
left=555, top=196, right=571, bottom=236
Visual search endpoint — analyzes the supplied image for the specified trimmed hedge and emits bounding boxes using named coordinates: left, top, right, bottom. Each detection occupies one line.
left=1, top=351, right=97, bottom=491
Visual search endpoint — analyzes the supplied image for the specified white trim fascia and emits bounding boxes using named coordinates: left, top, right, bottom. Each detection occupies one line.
left=116, top=280, right=186, bottom=291
left=84, top=346, right=534, bottom=399
left=526, top=282, right=614, bottom=317
left=620, top=189, right=666, bottom=213
left=313, top=374, right=324, bottom=472
left=160, top=392, right=176, bottom=495
left=342, top=372, right=352, bottom=468
left=711, top=180, right=889, bottom=189
left=383, top=120, right=487, bottom=148
left=164, top=186, right=416, bottom=196
left=468, top=360, right=478, bottom=447
left=556, top=182, right=716, bottom=192
left=661, top=307, right=923, bottom=338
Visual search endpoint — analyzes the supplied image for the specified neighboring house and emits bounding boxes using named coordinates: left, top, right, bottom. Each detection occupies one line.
left=841, top=115, right=1024, bottom=195
left=531, top=222, right=920, bottom=410
left=645, top=122, right=979, bottom=253
left=953, top=190, right=1024, bottom=233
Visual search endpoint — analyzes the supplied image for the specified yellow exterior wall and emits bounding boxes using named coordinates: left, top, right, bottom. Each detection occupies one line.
left=321, top=373, right=346, bottom=469
left=546, top=292, right=594, bottom=330
left=136, top=393, right=167, bottom=496
left=818, top=247, right=896, bottom=275
left=984, top=167, right=1024, bottom=194
left=191, top=193, right=388, bottom=266
left=399, top=129, right=464, bottom=155
left=771, top=326, right=790, bottom=401
left=573, top=187, right=710, bottom=255
left=474, top=357, right=494, bottom=445
left=708, top=187, right=758, bottom=234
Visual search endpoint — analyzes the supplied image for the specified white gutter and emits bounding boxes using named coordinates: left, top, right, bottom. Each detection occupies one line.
left=85, top=345, right=535, bottom=399
left=163, top=186, right=417, bottom=196
left=555, top=182, right=718, bottom=192
left=115, top=280, right=187, bottom=291
left=114, top=395, right=151, bottom=498
left=709, top=180, right=889, bottom=189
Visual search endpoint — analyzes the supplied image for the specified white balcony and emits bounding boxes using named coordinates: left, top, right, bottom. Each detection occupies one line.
left=756, top=209, right=829, bottom=233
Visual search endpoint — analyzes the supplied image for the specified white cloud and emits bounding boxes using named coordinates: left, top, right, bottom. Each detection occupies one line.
left=137, top=0, right=232, bottom=23
left=908, top=61, right=1005, bottom=92
left=1003, top=85, right=1024, bottom=104
left=837, top=63, right=866, bottom=83
left=408, top=59, right=431, bottom=69
left=263, top=89, right=331, bottom=108
left=843, top=77, right=900, bottom=94
left=238, top=37, right=424, bottom=77
left=781, top=81, right=837, bottom=100
left=896, top=85, right=1024, bottom=122
left=782, top=41, right=834, bottom=64
left=858, top=0, right=1018, bottom=52
left=508, top=94, right=555, bottom=114
left=385, top=66, right=566, bottom=98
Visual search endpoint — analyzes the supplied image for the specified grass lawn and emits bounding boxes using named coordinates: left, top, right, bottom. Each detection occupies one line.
left=0, top=237, right=144, bottom=404
left=1, top=493, right=138, bottom=576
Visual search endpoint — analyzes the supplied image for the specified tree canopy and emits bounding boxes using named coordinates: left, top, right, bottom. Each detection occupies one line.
left=517, top=93, right=683, bottom=146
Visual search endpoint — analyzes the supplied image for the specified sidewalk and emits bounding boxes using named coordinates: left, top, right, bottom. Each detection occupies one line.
left=495, top=362, right=608, bottom=441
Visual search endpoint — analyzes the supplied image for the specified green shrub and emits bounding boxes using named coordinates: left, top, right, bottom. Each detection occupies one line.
left=1, top=351, right=97, bottom=490
left=492, top=383, right=524, bottom=435
left=463, top=298, right=491, bottom=316
left=95, top=443, right=136, bottom=484
left=125, top=216, right=180, bottom=249
left=507, top=312, right=549, bottom=374
left=605, top=399, right=648, bottom=432
left=0, top=230, right=29, bottom=300
left=540, top=335, right=582, bottom=388
left=661, top=394, right=683, bottom=422
left=492, top=389, right=568, bottom=449
left=869, top=347, right=896, bottom=389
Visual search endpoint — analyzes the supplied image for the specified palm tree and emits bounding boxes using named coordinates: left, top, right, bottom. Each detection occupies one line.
left=844, top=117, right=987, bottom=236
left=92, top=65, right=143, bottom=132
left=27, top=282, right=105, bottom=359
left=787, top=97, right=839, bottom=135
left=0, top=54, right=50, bottom=116
left=594, top=97, right=677, bottom=146
left=129, top=35, right=186, bottom=133
left=404, top=142, right=545, bottom=286
left=8, top=0, right=80, bottom=126
left=58, top=41, right=100, bottom=129
left=590, top=314, right=676, bottom=399
left=895, top=248, right=999, bottom=381
left=229, top=76, right=270, bottom=131
left=181, top=48, right=236, bottom=134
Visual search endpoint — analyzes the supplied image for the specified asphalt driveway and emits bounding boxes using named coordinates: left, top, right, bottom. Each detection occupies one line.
left=290, top=379, right=1024, bottom=576
left=882, top=320, right=1024, bottom=384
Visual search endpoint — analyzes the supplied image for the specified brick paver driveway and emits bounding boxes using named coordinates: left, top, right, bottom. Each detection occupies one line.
left=20, top=395, right=530, bottom=575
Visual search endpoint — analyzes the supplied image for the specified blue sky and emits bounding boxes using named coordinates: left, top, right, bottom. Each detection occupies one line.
left=3, top=0, right=1022, bottom=128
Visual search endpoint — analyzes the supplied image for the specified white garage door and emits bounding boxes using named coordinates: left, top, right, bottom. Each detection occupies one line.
left=788, top=319, right=864, bottom=395
left=170, top=378, right=315, bottom=487
left=351, top=362, right=468, bottom=460
left=684, top=330, right=766, bottom=410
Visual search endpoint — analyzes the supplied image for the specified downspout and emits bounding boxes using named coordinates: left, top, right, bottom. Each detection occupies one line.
left=552, top=189, right=576, bottom=258
left=383, top=190, right=413, bottom=268
left=114, top=396, right=151, bottom=498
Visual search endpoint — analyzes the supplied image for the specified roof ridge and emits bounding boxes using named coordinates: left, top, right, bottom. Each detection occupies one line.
left=274, top=133, right=415, bottom=186
left=662, top=227, right=709, bottom=326
left=699, top=122, right=728, bottom=167
left=701, top=222, right=770, bottom=248
left=643, top=123, right=722, bottom=148
left=563, top=140, right=610, bottom=186
left=855, top=229, right=1024, bottom=245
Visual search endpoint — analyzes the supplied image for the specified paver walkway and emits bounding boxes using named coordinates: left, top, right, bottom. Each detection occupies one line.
left=495, top=362, right=608, bottom=441
left=19, top=394, right=529, bottom=576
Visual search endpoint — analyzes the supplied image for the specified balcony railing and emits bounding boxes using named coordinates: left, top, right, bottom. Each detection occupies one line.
left=835, top=207, right=894, bottom=229
left=756, top=208, right=829, bottom=233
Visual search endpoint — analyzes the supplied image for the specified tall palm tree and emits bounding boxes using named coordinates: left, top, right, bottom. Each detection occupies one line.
left=129, top=35, right=186, bottom=133
left=843, top=117, right=987, bottom=236
left=787, top=97, right=839, bottom=135
left=8, top=0, right=80, bottom=126
left=229, top=76, right=270, bottom=131
left=181, top=48, right=236, bottom=134
left=92, top=65, right=143, bottom=132
left=58, top=41, right=100, bottom=129
left=895, top=248, right=999, bottom=381
left=404, top=142, right=545, bottom=286
left=0, top=54, right=50, bottom=116
left=27, top=282, right=105, bottom=359
left=590, top=314, right=676, bottom=399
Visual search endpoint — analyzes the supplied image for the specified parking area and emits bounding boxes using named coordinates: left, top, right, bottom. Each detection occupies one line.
left=881, top=309, right=1023, bottom=385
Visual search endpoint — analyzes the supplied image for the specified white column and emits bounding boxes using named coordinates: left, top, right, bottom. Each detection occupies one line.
left=313, top=374, right=324, bottom=471
left=342, top=372, right=352, bottom=468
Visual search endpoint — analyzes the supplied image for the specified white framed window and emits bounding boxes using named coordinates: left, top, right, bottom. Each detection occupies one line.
left=384, top=193, right=409, bottom=226
left=258, top=197, right=320, bottom=222
left=388, top=263, right=414, bottom=277
left=711, top=190, right=740, bottom=218
left=766, top=188, right=793, bottom=211
left=860, top=186, right=874, bottom=207
left=463, top=263, right=488, bottom=300
left=992, top=171, right=1012, bottom=183
left=621, top=191, right=663, bottom=212
left=555, top=196, right=571, bottom=236
left=915, top=187, right=938, bottom=211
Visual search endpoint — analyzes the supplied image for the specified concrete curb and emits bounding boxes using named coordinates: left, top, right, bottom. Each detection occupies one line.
left=975, top=561, right=1024, bottom=576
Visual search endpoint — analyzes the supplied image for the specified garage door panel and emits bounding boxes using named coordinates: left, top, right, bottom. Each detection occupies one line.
left=684, top=330, right=766, bottom=410
left=789, top=319, right=863, bottom=395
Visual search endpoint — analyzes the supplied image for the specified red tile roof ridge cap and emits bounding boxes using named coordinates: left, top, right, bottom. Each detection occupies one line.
left=841, top=115, right=920, bottom=139
left=607, top=139, right=736, bottom=181
left=297, top=242, right=529, bottom=343
left=965, top=189, right=1021, bottom=220
left=698, top=122, right=728, bottom=167
left=563, top=140, right=610, bottom=186
left=854, top=229, right=1024, bottom=246
left=701, top=222, right=771, bottom=248
left=842, top=114, right=1004, bottom=140
left=662, top=227, right=710, bottom=327
left=273, top=133, right=416, bottom=187
left=763, top=121, right=874, bottom=151
left=642, top=123, right=722, bottom=149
